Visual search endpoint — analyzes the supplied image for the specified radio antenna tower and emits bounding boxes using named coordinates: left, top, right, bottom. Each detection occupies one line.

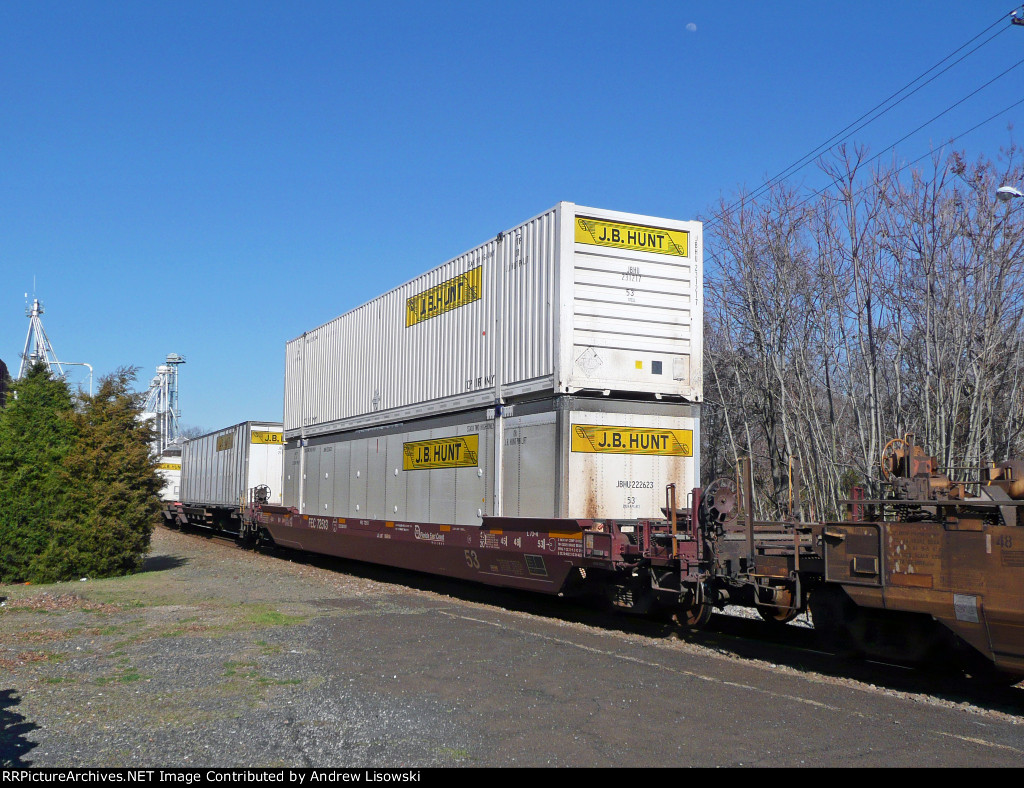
left=142, top=353, right=186, bottom=454
left=19, top=297, right=65, bottom=378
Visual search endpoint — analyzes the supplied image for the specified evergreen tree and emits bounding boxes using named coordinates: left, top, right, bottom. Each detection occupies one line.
left=0, top=362, right=76, bottom=583
left=31, top=368, right=162, bottom=582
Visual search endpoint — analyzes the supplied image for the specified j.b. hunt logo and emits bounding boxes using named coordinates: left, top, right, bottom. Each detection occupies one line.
left=570, top=424, right=692, bottom=456
left=402, top=435, right=479, bottom=470
left=405, top=265, right=483, bottom=327
left=575, top=217, right=688, bottom=257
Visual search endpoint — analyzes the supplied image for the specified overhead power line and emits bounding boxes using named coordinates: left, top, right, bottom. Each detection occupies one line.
left=722, top=22, right=1008, bottom=214
left=856, top=54, right=1024, bottom=170
left=704, top=8, right=1019, bottom=231
left=713, top=93, right=1024, bottom=238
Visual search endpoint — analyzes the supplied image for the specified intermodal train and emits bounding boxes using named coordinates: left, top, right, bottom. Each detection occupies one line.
left=159, top=202, right=1024, bottom=683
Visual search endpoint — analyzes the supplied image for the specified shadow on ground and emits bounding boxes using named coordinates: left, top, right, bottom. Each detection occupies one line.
left=0, top=689, right=38, bottom=767
left=141, top=554, right=188, bottom=573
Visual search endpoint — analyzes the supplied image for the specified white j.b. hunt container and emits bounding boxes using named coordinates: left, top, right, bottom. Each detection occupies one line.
left=181, top=421, right=285, bottom=508
left=284, top=203, right=702, bottom=524
left=286, top=397, right=699, bottom=524
left=156, top=448, right=182, bottom=501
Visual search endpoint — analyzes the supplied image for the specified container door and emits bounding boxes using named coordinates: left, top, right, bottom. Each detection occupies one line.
left=303, top=446, right=320, bottom=514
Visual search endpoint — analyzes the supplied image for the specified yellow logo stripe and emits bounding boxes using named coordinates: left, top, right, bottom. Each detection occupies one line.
left=403, top=435, right=480, bottom=470
left=570, top=424, right=692, bottom=456
left=251, top=431, right=284, bottom=445
left=406, top=266, right=483, bottom=327
left=575, top=217, right=688, bottom=257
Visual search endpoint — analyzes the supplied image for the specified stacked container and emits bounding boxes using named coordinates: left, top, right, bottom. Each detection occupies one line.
left=284, top=203, right=702, bottom=525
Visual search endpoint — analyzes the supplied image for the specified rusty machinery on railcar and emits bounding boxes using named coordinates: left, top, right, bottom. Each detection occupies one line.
left=661, top=436, right=1024, bottom=680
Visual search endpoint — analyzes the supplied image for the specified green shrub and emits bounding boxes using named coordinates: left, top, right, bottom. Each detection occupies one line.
left=0, top=363, right=76, bottom=583
left=0, top=365, right=161, bottom=583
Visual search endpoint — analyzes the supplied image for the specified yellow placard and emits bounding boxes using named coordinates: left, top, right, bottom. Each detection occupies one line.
left=403, top=435, right=479, bottom=470
left=406, top=266, right=483, bottom=327
left=216, top=434, right=234, bottom=452
left=570, top=424, right=692, bottom=456
left=575, top=217, right=688, bottom=257
left=157, top=463, right=181, bottom=471
left=251, top=431, right=284, bottom=445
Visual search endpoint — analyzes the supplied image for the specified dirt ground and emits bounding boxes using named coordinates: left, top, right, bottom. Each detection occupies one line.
left=2, top=525, right=1023, bottom=768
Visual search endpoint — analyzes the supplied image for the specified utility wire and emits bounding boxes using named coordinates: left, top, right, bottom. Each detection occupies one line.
left=710, top=92, right=1024, bottom=242
left=704, top=92, right=1024, bottom=275
left=704, top=9, right=1016, bottom=230
left=856, top=95, right=1024, bottom=201
left=786, top=73, right=1024, bottom=216
left=715, top=22, right=1010, bottom=221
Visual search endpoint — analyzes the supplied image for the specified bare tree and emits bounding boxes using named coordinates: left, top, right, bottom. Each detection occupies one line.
left=704, top=146, right=1024, bottom=518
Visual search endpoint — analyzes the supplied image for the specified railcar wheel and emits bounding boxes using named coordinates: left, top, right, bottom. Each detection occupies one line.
left=757, top=586, right=800, bottom=626
left=675, top=601, right=715, bottom=631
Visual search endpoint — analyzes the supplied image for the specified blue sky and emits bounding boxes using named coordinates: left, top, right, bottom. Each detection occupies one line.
left=2, top=1, right=1022, bottom=432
